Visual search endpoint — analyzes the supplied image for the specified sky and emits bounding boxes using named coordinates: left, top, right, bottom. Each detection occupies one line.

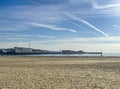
left=0, top=0, right=120, bottom=53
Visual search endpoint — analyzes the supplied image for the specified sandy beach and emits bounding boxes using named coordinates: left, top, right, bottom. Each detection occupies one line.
left=0, top=56, right=120, bottom=89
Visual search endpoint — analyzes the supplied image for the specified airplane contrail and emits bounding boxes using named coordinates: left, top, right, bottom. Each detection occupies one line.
left=26, top=0, right=40, bottom=5
left=31, top=23, right=77, bottom=33
left=64, top=12, right=109, bottom=37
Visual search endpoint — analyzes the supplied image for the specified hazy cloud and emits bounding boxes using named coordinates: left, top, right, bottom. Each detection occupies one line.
left=113, top=25, right=120, bottom=28
left=37, top=35, right=56, bottom=38
left=93, top=2, right=120, bottom=9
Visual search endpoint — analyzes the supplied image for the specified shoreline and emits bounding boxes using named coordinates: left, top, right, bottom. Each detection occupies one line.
left=0, top=55, right=120, bottom=58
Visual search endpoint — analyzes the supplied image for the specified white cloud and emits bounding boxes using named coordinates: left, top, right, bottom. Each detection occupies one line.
left=113, top=25, right=120, bottom=28
left=0, top=33, right=56, bottom=42
left=0, top=25, right=29, bottom=31
left=26, top=0, right=40, bottom=5
left=64, top=12, right=109, bottom=37
left=69, top=0, right=91, bottom=4
left=32, top=36, right=120, bottom=52
left=1, top=36, right=120, bottom=53
left=37, top=35, right=56, bottom=38
left=6, top=37, right=26, bottom=41
left=93, top=2, right=120, bottom=9
left=113, top=25, right=120, bottom=31
left=31, top=23, right=77, bottom=33
left=42, top=36, right=120, bottom=44
left=1, top=5, right=65, bottom=24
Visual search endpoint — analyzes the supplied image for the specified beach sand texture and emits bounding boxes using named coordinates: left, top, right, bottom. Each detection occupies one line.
left=0, top=56, right=120, bottom=89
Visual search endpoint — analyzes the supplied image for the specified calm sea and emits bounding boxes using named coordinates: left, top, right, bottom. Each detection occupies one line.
left=26, top=53, right=120, bottom=57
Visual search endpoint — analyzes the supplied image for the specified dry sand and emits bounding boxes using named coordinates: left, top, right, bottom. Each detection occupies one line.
left=0, top=56, right=120, bottom=89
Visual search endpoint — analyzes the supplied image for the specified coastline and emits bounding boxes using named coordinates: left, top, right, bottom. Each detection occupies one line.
left=1, top=55, right=120, bottom=58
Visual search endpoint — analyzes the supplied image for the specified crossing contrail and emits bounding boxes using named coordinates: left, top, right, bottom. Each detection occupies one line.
left=64, top=12, right=109, bottom=37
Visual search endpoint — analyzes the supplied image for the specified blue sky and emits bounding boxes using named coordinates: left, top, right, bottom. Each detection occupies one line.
left=0, top=0, right=120, bottom=52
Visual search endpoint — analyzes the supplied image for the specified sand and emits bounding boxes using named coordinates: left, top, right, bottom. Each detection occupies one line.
left=0, top=56, right=120, bottom=89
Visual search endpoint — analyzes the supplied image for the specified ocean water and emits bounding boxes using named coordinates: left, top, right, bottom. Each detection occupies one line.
left=103, top=53, right=120, bottom=57
left=27, top=53, right=120, bottom=57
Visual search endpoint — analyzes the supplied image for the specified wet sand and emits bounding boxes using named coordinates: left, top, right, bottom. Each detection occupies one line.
left=0, top=56, right=120, bottom=89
